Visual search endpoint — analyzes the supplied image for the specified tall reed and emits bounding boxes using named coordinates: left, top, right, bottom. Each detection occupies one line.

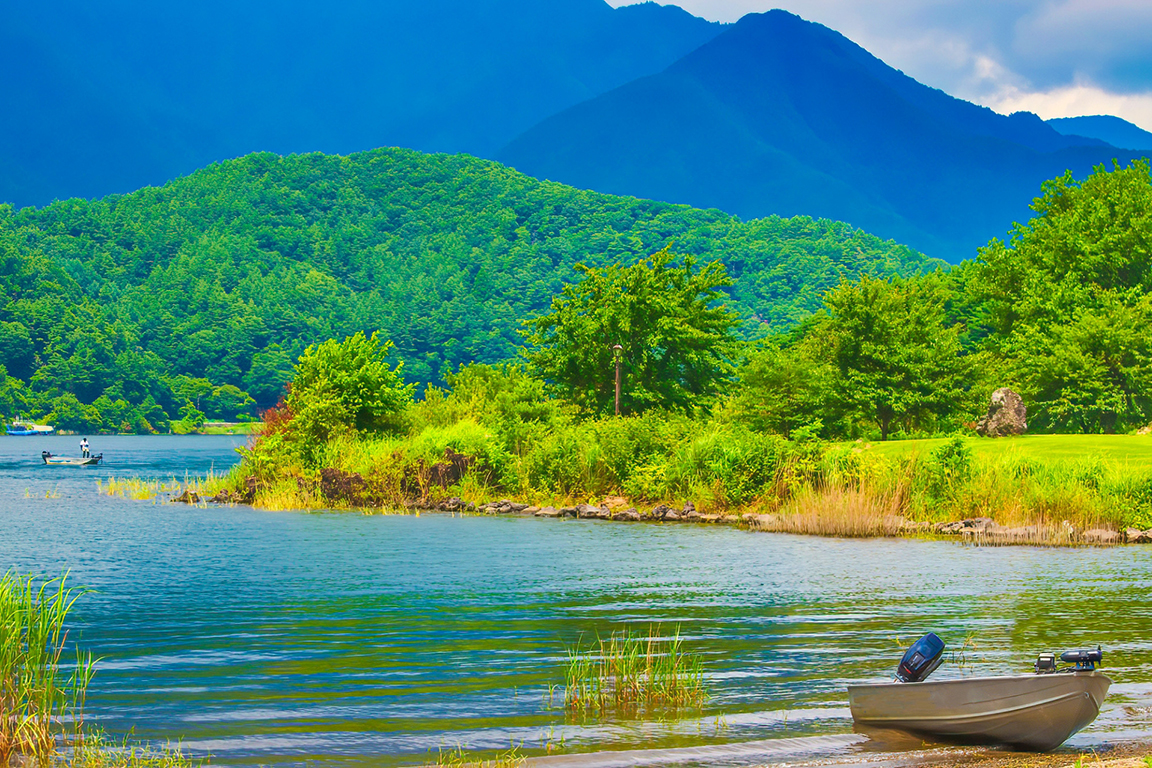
left=563, top=626, right=706, bottom=717
left=0, top=571, right=95, bottom=764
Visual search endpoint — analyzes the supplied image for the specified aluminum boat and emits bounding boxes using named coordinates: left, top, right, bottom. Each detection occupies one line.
left=42, top=451, right=102, bottom=466
left=849, top=634, right=1110, bottom=751
left=849, top=670, right=1110, bottom=751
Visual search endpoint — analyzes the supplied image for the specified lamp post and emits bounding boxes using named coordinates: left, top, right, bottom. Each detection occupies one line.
left=612, top=344, right=623, bottom=416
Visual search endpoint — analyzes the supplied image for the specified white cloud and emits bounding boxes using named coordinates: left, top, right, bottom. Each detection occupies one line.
left=988, top=81, right=1152, bottom=129
left=608, top=1, right=1152, bottom=131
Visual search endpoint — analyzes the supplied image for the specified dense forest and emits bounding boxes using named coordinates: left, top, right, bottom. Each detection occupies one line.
left=0, top=147, right=933, bottom=433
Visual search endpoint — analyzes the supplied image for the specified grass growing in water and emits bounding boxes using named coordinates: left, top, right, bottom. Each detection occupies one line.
left=563, top=626, right=706, bottom=717
left=68, top=730, right=203, bottom=768
left=0, top=571, right=95, bottom=763
left=0, top=571, right=204, bottom=767
left=431, top=743, right=524, bottom=768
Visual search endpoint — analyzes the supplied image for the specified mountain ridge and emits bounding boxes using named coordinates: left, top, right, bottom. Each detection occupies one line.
left=0, top=0, right=722, bottom=208
left=500, top=10, right=1141, bottom=262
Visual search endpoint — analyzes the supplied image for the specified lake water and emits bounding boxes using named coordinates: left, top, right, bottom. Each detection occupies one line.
left=1, top=435, right=1150, bottom=766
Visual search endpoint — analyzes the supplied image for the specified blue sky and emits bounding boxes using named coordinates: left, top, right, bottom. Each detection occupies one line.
left=609, top=0, right=1152, bottom=130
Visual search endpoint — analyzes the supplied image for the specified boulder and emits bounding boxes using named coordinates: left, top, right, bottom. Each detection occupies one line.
left=173, top=489, right=200, bottom=504
left=976, top=388, right=1027, bottom=437
left=935, top=517, right=995, bottom=534
left=614, top=507, right=641, bottom=521
left=1083, top=528, right=1121, bottom=544
left=534, top=506, right=561, bottom=518
left=319, top=468, right=372, bottom=506
left=523, top=506, right=540, bottom=515
left=650, top=504, right=674, bottom=520
left=575, top=503, right=602, bottom=519
left=1125, top=528, right=1151, bottom=544
left=559, top=506, right=578, bottom=518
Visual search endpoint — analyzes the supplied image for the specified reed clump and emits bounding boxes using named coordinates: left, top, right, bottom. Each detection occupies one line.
left=0, top=571, right=95, bottom=764
left=563, top=626, right=706, bottom=717
left=98, top=478, right=181, bottom=501
left=0, top=572, right=205, bottom=768
left=68, top=730, right=203, bottom=768
left=431, top=743, right=524, bottom=768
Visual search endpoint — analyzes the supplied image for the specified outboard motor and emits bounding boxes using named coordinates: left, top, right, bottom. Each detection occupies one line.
left=896, top=632, right=946, bottom=683
left=1060, top=647, right=1103, bottom=671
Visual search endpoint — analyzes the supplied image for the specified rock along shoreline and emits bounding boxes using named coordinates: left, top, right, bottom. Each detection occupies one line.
left=182, top=485, right=1152, bottom=546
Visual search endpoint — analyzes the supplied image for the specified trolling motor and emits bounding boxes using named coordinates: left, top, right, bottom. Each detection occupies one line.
left=1036, top=646, right=1103, bottom=673
left=896, top=632, right=946, bottom=683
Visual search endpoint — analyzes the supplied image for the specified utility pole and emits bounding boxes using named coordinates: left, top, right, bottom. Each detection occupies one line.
left=612, top=344, right=623, bottom=416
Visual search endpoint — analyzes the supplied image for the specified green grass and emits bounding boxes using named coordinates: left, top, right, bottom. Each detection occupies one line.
left=563, top=626, right=706, bottom=718
left=197, top=422, right=258, bottom=436
left=431, top=743, right=524, bottom=768
left=0, top=571, right=206, bottom=768
left=0, top=571, right=95, bottom=763
left=857, top=433, right=1152, bottom=467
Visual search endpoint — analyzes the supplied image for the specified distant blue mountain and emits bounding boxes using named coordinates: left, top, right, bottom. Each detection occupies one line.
left=500, top=11, right=1141, bottom=262
left=0, top=0, right=721, bottom=207
left=1047, top=115, right=1152, bottom=150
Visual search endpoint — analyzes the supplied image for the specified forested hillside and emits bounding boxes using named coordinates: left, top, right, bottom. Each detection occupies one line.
left=0, top=147, right=934, bottom=432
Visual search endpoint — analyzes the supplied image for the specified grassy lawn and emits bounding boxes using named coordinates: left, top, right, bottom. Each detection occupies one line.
left=856, top=433, right=1152, bottom=467
left=199, top=422, right=259, bottom=435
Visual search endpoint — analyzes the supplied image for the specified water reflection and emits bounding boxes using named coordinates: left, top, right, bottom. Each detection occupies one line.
left=0, top=436, right=1148, bottom=766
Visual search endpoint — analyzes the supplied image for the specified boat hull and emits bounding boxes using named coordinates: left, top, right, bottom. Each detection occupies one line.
left=848, top=672, right=1110, bottom=751
left=42, top=454, right=102, bottom=466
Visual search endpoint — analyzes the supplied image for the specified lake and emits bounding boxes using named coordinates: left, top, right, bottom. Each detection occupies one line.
left=1, top=435, right=1149, bottom=766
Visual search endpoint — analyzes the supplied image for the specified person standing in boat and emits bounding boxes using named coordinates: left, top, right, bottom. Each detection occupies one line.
left=80, top=437, right=90, bottom=458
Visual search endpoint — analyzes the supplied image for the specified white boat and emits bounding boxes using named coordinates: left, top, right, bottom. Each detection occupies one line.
left=7, top=421, right=55, bottom=436
left=849, top=670, right=1110, bottom=751
left=41, top=451, right=102, bottom=466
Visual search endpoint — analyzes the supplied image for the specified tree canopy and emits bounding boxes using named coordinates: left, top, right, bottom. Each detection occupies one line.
left=521, top=246, right=738, bottom=414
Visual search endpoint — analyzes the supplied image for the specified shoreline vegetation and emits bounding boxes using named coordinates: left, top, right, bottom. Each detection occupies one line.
left=144, top=430, right=1152, bottom=547
left=0, top=571, right=201, bottom=768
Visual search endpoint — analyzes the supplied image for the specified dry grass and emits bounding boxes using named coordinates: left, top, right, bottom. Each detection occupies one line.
left=753, top=483, right=907, bottom=537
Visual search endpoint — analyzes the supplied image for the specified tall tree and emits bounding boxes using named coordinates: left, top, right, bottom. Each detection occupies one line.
left=824, top=274, right=966, bottom=440
left=973, top=159, right=1152, bottom=432
left=521, top=245, right=739, bottom=414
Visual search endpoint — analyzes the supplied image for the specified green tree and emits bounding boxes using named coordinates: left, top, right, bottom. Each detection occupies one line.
left=521, top=246, right=739, bottom=414
left=285, top=332, right=414, bottom=450
left=824, top=274, right=967, bottom=440
left=973, top=159, right=1152, bottom=432
left=205, top=384, right=256, bottom=421
left=734, top=336, right=833, bottom=438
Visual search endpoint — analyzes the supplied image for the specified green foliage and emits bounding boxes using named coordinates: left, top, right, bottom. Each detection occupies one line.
left=973, top=159, right=1152, bottom=433
left=522, top=246, right=739, bottom=414
left=284, top=333, right=414, bottom=456
left=0, top=147, right=933, bottom=430
left=824, top=274, right=969, bottom=440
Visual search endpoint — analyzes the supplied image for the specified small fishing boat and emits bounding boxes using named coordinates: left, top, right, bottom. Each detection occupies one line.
left=849, top=634, right=1110, bottom=751
left=41, top=451, right=102, bottom=466
left=7, top=421, right=55, bottom=436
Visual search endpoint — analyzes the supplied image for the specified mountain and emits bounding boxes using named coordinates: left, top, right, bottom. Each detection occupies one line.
left=0, top=0, right=721, bottom=208
left=500, top=11, right=1141, bottom=262
left=0, top=147, right=936, bottom=421
left=1047, top=116, right=1152, bottom=151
